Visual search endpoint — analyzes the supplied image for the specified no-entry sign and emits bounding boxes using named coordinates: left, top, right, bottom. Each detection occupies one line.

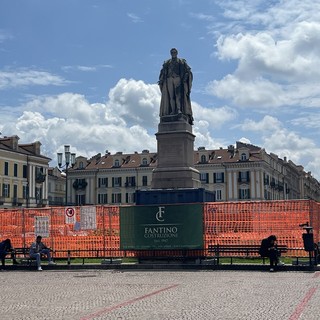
left=65, top=207, right=75, bottom=217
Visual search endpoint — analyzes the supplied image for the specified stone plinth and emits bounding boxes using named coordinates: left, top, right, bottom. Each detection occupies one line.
left=151, top=115, right=201, bottom=189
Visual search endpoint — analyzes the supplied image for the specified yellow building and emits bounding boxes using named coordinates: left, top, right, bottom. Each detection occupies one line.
left=0, top=135, right=51, bottom=208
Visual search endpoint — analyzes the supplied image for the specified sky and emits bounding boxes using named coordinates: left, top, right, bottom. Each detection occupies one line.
left=1, top=0, right=320, bottom=180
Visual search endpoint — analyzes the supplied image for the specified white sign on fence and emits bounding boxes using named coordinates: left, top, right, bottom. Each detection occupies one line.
left=35, top=216, right=50, bottom=237
left=65, top=207, right=76, bottom=224
left=80, top=206, right=97, bottom=230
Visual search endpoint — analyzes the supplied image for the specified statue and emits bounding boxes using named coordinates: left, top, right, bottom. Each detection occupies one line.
left=158, top=48, right=194, bottom=125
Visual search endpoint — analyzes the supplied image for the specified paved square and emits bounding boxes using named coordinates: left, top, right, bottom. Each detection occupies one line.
left=1, top=270, right=319, bottom=319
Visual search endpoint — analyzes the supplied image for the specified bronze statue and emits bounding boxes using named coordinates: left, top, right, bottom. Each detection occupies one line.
left=158, top=48, right=193, bottom=125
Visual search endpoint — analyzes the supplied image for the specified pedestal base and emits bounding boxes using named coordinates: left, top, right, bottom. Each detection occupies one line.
left=151, top=117, right=200, bottom=189
left=135, top=188, right=215, bottom=205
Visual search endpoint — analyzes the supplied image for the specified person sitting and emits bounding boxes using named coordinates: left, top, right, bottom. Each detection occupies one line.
left=259, top=235, right=284, bottom=272
left=0, top=238, right=19, bottom=269
left=29, top=235, right=55, bottom=271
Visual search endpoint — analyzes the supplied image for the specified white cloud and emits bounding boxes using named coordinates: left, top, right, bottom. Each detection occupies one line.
left=0, top=29, right=13, bottom=43
left=193, top=102, right=237, bottom=128
left=190, top=13, right=215, bottom=22
left=107, top=78, right=160, bottom=128
left=62, top=65, right=112, bottom=72
left=235, top=116, right=320, bottom=179
left=0, top=69, right=68, bottom=89
left=127, top=13, right=143, bottom=23
left=238, top=115, right=282, bottom=132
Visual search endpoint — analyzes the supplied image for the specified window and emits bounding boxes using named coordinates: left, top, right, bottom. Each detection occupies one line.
left=76, top=194, right=86, bottom=205
left=200, top=172, right=209, bottom=183
left=125, top=176, right=136, bottom=187
left=23, top=185, right=28, bottom=199
left=2, top=184, right=10, bottom=198
left=14, top=164, right=18, bottom=177
left=263, top=173, right=269, bottom=185
left=112, top=177, right=122, bottom=187
left=112, top=193, right=122, bottom=203
left=239, top=188, right=250, bottom=199
left=98, top=177, right=108, bottom=187
left=114, top=159, right=120, bottom=167
left=79, top=162, right=84, bottom=169
left=126, top=192, right=135, bottom=203
left=200, top=155, right=206, bottom=163
left=142, top=158, right=148, bottom=166
left=13, top=184, right=18, bottom=199
left=23, top=165, right=28, bottom=178
left=214, top=172, right=224, bottom=183
left=35, top=187, right=42, bottom=201
left=98, top=193, right=108, bottom=204
left=238, top=171, right=250, bottom=183
left=4, top=162, right=9, bottom=175
left=142, top=176, right=148, bottom=187
left=241, top=153, right=247, bottom=161
left=215, top=189, right=222, bottom=201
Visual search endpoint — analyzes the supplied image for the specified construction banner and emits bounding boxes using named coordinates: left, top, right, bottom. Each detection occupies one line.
left=120, top=204, right=203, bottom=250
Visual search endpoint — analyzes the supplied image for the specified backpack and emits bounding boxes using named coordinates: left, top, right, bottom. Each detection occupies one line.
left=259, top=238, right=269, bottom=257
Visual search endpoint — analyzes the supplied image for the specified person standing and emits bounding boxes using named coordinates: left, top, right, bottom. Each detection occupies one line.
left=29, top=235, right=55, bottom=271
left=158, top=48, right=193, bottom=125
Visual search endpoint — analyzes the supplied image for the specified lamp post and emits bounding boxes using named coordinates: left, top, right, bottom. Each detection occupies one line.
left=57, top=145, right=76, bottom=206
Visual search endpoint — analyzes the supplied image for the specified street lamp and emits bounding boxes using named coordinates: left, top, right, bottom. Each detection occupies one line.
left=57, top=145, right=76, bottom=206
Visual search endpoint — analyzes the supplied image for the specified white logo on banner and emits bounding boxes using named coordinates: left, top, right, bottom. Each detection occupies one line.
left=80, top=206, right=97, bottom=230
left=156, top=206, right=165, bottom=222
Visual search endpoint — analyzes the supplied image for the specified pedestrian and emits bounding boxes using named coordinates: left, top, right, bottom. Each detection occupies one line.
left=29, top=235, right=55, bottom=271
left=259, top=235, right=284, bottom=272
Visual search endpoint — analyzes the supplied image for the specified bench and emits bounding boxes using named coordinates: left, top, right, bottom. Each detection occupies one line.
left=45, top=249, right=124, bottom=265
left=13, top=247, right=55, bottom=266
left=207, top=244, right=288, bottom=264
left=134, top=249, right=205, bottom=264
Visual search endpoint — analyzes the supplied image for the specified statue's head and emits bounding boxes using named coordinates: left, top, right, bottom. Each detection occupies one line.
left=170, top=48, right=178, bottom=56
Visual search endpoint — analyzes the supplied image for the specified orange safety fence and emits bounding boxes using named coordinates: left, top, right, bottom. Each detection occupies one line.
left=204, top=200, right=320, bottom=257
left=0, top=200, right=319, bottom=258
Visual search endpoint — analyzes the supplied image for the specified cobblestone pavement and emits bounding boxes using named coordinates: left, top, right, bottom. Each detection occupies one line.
left=1, top=269, right=320, bottom=320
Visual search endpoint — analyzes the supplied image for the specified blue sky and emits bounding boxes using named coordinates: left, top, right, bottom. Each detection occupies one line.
left=1, top=0, right=320, bottom=179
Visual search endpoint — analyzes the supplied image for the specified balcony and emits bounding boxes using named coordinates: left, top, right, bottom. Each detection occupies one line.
left=35, top=173, right=46, bottom=183
left=12, top=198, right=24, bottom=206
left=125, top=182, right=136, bottom=188
left=73, top=180, right=88, bottom=190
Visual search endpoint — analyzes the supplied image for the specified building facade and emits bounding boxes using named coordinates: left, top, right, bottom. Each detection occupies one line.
left=0, top=135, right=51, bottom=208
left=47, top=167, right=65, bottom=206
left=66, top=142, right=320, bottom=206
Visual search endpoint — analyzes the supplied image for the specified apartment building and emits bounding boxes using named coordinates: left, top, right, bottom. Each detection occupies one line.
left=0, top=135, right=51, bottom=208
left=66, top=142, right=320, bottom=205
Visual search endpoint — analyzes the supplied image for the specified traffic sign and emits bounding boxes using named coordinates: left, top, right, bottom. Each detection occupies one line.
left=65, top=207, right=75, bottom=217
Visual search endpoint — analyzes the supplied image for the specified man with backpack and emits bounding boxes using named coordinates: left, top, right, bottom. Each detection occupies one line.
left=259, top=235, right=284, bottom=272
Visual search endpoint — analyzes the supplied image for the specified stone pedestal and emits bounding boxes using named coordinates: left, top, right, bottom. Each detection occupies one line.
left=151, top=115, right=201, bottom=189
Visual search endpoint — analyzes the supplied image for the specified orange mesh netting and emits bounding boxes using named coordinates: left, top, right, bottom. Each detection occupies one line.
left=0, top=200, right=319, bottom=258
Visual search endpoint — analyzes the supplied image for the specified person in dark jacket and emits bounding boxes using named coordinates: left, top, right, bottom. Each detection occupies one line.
left=259, top=235, right=283, bottom=272
left=0, top=238, right=18, bottom=268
